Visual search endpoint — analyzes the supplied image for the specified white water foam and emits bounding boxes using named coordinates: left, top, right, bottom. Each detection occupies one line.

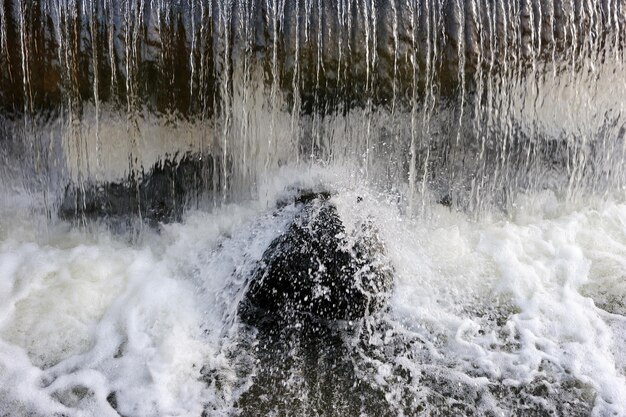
left=0, top=169, right=625, bottom=416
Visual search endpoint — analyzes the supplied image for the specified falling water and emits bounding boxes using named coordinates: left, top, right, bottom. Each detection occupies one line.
left=0, top=0, right=622, bottom=211
left=1, top=0, right=626, bottom=416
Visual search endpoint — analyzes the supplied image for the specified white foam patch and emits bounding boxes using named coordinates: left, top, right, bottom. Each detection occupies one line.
left=332, top=187, right=626, bottom=414
left=0, top=227, right=220, bottom=416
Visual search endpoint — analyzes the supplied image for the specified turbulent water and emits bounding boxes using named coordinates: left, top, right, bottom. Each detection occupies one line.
left=1, top=0, right=626, bottom=416
left=1, top=173, right=626, bottom=416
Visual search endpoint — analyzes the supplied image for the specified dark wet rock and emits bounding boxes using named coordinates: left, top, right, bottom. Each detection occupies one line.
left=275, top=188, right=333, bottom=209
left=240, top=192, right=393, bottom=322
left=203, top=194, right=396, bottom=416
left=59, top=152, right=214, bottom=227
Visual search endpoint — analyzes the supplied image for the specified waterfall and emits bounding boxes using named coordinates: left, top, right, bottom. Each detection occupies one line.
left=2, top=2, right=626, bottom=416
left=1, top=0, right=624, bottom=215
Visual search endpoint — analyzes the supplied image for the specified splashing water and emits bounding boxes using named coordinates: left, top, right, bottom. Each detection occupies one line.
left=1, top=0, right=624, bottom=209
left=0, top=0, right=625, bottom=416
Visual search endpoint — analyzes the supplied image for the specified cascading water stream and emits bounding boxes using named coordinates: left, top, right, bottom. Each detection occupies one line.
left=0, top=0, right=623, bottom=211
left=1, top=1, right=626, bottom=416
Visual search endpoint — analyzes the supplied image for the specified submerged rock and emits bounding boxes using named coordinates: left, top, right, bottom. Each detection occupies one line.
left=241, top=192, right=393, bottom=322
left=232, top=319, right=394, bottom=417
left=59, top=153, right=215, bottom=227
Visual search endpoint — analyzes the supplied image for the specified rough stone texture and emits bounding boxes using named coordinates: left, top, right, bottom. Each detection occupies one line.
left=241, top=193, right=393, bottom=322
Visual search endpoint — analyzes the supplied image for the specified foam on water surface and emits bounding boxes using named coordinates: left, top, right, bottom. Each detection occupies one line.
left=1, top=0, right=625, bottom=414
left=0, top=171, right=625, bottom=416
